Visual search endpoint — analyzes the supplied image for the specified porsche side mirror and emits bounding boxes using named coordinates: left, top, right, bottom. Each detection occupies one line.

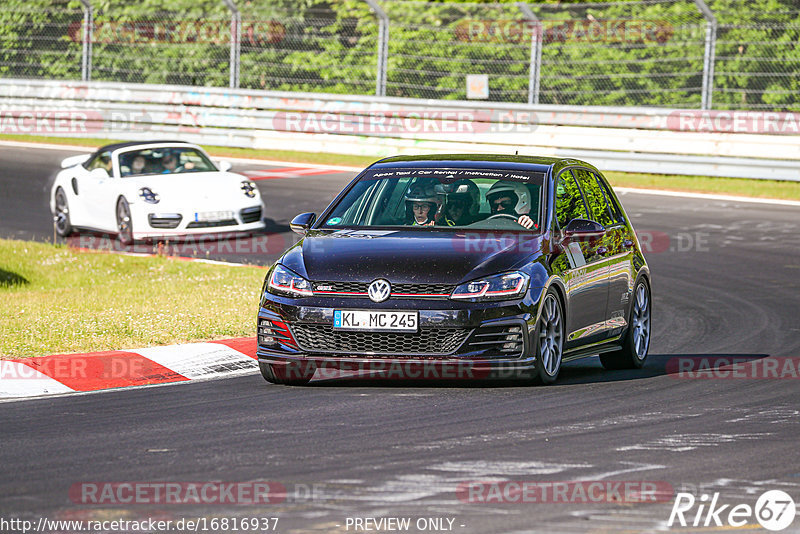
left=562, top=218, right=605, bottom=240
left=290, top=212, right=316, bottom=235
left=61, top=154, right=91, bottom=168
left=218, top=160, right=232, bottom=172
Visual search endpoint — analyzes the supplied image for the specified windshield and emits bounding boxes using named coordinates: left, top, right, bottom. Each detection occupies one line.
left=118, top=147, right=218, bottom=177
left=320, top=167, right=545, bottom=231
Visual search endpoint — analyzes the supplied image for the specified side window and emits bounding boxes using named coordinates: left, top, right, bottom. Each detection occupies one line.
left=572, top=168, right=613, bottom=227
left=593, top=172, right=625, bottom=224
left=555, top=171, right=588, bottom=230
left=86, top=151, right=112, bottom=173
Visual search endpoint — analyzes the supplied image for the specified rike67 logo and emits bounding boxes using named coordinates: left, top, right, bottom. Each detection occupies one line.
left=668, top=490, right=796, bottom=531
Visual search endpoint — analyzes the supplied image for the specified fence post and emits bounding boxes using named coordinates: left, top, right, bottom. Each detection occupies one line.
left=222, top=0, right=241, bottom=89
left=517, top=3, right=542, bottom=105
left=364, top=0, right=388, bottom=97
left=693, top=0, right=717, bottom=110
left=79, top=0, right=92, bottom=82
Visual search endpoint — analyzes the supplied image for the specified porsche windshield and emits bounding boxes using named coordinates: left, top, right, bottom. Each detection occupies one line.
left=321, top=167, right=545, bottom=230
left=118, top=147, right=218, bottom=177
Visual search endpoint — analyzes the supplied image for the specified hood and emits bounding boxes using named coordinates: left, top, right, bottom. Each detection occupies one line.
left=124, top=172, right=248, bottom=202
left=281, top=229, right=543, bottom=285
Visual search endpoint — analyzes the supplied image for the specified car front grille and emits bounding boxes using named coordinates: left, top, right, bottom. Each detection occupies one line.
left=465, top=324, right=525, bottom=358
left=312, top=281, right=454, bottom=299
left=240, top=206, right=262, bottom=224
left=148, top=213, right=182, bottom=229
left=186, top=219, right=238, bottom=228
left=290, top=324, right=470, bottom=356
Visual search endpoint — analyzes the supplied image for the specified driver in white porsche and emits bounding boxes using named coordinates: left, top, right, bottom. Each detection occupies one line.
left=485, top=181, right=535, bottom=229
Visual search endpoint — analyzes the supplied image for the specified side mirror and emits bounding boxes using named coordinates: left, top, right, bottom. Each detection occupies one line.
left=218, top=160, right=232, bottom=172
left=290, top=212, right=316, bottom=235
left=562, top=218, right=605, bottom=240
left=88, top=167, right=110, bottom=180
left=61, top=154, right=91, bottom=168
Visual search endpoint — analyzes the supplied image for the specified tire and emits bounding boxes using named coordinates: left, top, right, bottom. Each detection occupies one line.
left=116, top=197, right=134, bottom=246
left=532, top=289, right=564, bottom=385
left=54, top=187, right=73, bottom=237
left=259, top=361, right=314, bottom=386
left=600, top=279, right=651, bottom=370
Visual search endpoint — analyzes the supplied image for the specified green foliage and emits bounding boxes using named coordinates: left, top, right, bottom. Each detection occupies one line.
left=0, top=0, right=82, bottom=79
left=0, top=0, right=797, bottom=110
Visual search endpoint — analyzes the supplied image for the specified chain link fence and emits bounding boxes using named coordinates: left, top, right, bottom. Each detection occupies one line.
left=710, top=0, right=800, bottom=110
left=238, top=2, right=380, bottom=94
left=0, top=0, right=83, bottom=80
left=0, top=0, right=797, bottom=110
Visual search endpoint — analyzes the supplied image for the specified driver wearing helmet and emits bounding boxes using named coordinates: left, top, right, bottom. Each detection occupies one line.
left=485, top=181, right=536, bottom=229
left=438, top=178, right=480, bottom=226
left=404, top=183, right=439, bottom=226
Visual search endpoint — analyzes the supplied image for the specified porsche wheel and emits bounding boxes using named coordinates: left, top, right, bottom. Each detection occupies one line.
left=116, top=197, right=133, bottom=246
left=54, top=188, right=73, bottom=237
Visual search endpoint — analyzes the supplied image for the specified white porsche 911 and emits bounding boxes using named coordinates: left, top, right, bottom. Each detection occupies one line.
left=50, top=141, right=265, bottom=244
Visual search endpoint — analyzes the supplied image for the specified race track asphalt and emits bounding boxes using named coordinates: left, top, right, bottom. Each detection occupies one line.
left=1, top=144, right=799, bottom=533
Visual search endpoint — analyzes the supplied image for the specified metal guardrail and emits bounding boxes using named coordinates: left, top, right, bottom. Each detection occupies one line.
left=0, top=79, right=798, bottom=181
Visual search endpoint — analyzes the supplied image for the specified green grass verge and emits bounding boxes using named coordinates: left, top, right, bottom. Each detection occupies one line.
left=0, top=238, right=266, bottom=358
left=2, top=133, right=800, bottom=201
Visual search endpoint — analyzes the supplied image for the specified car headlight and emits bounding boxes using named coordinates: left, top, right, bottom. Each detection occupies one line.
left=267, top=264, right=313, bottom=298
left=450, top=271, right=530, bottom=302
left=139, top=187, right=160, bottom=204
left=241, top=181, right=257, bottom=198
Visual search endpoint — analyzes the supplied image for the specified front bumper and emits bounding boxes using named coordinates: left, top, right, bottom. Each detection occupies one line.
left=256, top=293, right=545, bottom=379
left=131, top=203, right=265, bottom=240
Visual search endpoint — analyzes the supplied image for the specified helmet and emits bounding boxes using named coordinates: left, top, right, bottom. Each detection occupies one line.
left=404, top=183, right=439, bottom=204
left=447, top=179, right=480, bottom=217
left=404, top=182, right=439, bottom=223
left=486, top=181, right=531, bottom=215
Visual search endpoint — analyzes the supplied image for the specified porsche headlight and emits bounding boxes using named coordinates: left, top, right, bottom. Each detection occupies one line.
left=139, top=187, right=160, bottom=204
left=267, top=264, right=313, bottom=298
left=241, top=181, right=257, bottom=198
left=451, top=271, right=530, bottom=302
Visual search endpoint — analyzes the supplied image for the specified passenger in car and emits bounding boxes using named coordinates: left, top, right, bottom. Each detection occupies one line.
left=437, top=178, right=480, bottom=226
left=485, top=181, right=536, bottom=229
left=130, top=155, right=147, bottom=174
left=161, top=153, right=180, bottom=174
left=404, top=184, right=438, bottom=226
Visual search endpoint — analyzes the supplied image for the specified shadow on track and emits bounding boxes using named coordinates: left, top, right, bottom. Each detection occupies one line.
left=302, top=353, right=771, bottom=389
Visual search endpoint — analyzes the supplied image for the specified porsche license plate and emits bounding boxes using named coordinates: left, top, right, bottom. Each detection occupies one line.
left=194, top=210, right=234, bottom=222
left=333, top=310, right=418, bottom=332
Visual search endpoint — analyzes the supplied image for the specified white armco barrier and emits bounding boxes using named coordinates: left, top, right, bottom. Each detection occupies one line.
left=1, top=78, right=798, bottom=180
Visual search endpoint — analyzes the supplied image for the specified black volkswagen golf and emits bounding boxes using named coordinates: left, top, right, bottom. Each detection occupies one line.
left=257, top=155, right=651, bottom=385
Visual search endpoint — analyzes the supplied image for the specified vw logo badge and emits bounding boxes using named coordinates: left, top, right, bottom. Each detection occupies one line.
left=368, top=279, right=391, bottom=303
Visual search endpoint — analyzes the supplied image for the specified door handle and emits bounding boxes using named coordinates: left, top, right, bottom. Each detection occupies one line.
left=623, top=239, right=634, bottom=248
left=596, top=246, right=608, bottom=255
